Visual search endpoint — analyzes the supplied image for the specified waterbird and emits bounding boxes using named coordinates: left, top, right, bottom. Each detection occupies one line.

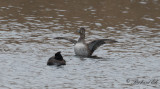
left=55, top=27, right=117, bottom=57
left=47, top=51, right=66, bottom=66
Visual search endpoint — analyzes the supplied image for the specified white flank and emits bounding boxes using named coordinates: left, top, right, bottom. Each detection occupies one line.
left=74, top=43, right=89, bottom=56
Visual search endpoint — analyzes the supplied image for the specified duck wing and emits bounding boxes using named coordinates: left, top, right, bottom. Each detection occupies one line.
left=54, top=37, right=77, bottom=44
left=88, top=39, right=117, bottom=54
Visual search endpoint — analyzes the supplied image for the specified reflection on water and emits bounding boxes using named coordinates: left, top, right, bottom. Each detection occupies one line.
left=0, top=0, right=160, bottom=89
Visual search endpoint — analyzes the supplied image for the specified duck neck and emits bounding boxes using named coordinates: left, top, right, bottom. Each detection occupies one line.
left=78, top=33, right=85, bottom=43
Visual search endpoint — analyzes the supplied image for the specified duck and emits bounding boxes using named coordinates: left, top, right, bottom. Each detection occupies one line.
left=47, top=51, right=66, bottom=66
left=54, top=27, right=117, bottom=57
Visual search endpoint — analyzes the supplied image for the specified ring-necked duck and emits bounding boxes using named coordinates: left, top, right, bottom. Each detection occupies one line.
left=55, top=28, right=117, bottom=57
left=47, top=51, right=66, bottom=66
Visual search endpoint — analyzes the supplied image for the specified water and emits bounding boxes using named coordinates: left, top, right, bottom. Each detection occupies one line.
left=0, top=0, right=160, bottom=89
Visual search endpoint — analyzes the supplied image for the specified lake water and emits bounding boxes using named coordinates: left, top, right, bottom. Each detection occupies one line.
left=0, top=0, right=160, bottom=89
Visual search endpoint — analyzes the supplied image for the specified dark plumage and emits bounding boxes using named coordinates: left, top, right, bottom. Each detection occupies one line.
left=55, top=27, right=117, bottom=57
left=47, top=52, right=66, bottom=66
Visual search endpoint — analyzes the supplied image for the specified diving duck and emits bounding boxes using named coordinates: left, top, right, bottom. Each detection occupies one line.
left=47, top=51, right=66, bottom=66
left=55, top=28, right=117, bottom=57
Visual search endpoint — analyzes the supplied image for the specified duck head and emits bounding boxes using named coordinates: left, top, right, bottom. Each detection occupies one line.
left=78, top=27, right=85, bottom=34
left=55, top=51, right=63, bottom=60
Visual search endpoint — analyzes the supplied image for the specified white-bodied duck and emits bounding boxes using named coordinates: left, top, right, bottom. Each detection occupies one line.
left=55, top=28, right=117, bottom=57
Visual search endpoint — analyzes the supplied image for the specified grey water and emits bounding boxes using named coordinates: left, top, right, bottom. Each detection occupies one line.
left=0, top=0, right=160, bottom=89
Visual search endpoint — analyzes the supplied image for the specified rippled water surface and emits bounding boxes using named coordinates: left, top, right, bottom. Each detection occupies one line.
left=0, top=0, right=160, bottom=89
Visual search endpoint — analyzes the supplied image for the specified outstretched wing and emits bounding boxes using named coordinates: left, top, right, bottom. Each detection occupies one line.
left=88, top=39, right=117, bottom=54
left=54, top=37, right=77, bottom=44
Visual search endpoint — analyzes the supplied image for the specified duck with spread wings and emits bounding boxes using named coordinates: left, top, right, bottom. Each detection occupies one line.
left=55, top=28, right=117, bottom=57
